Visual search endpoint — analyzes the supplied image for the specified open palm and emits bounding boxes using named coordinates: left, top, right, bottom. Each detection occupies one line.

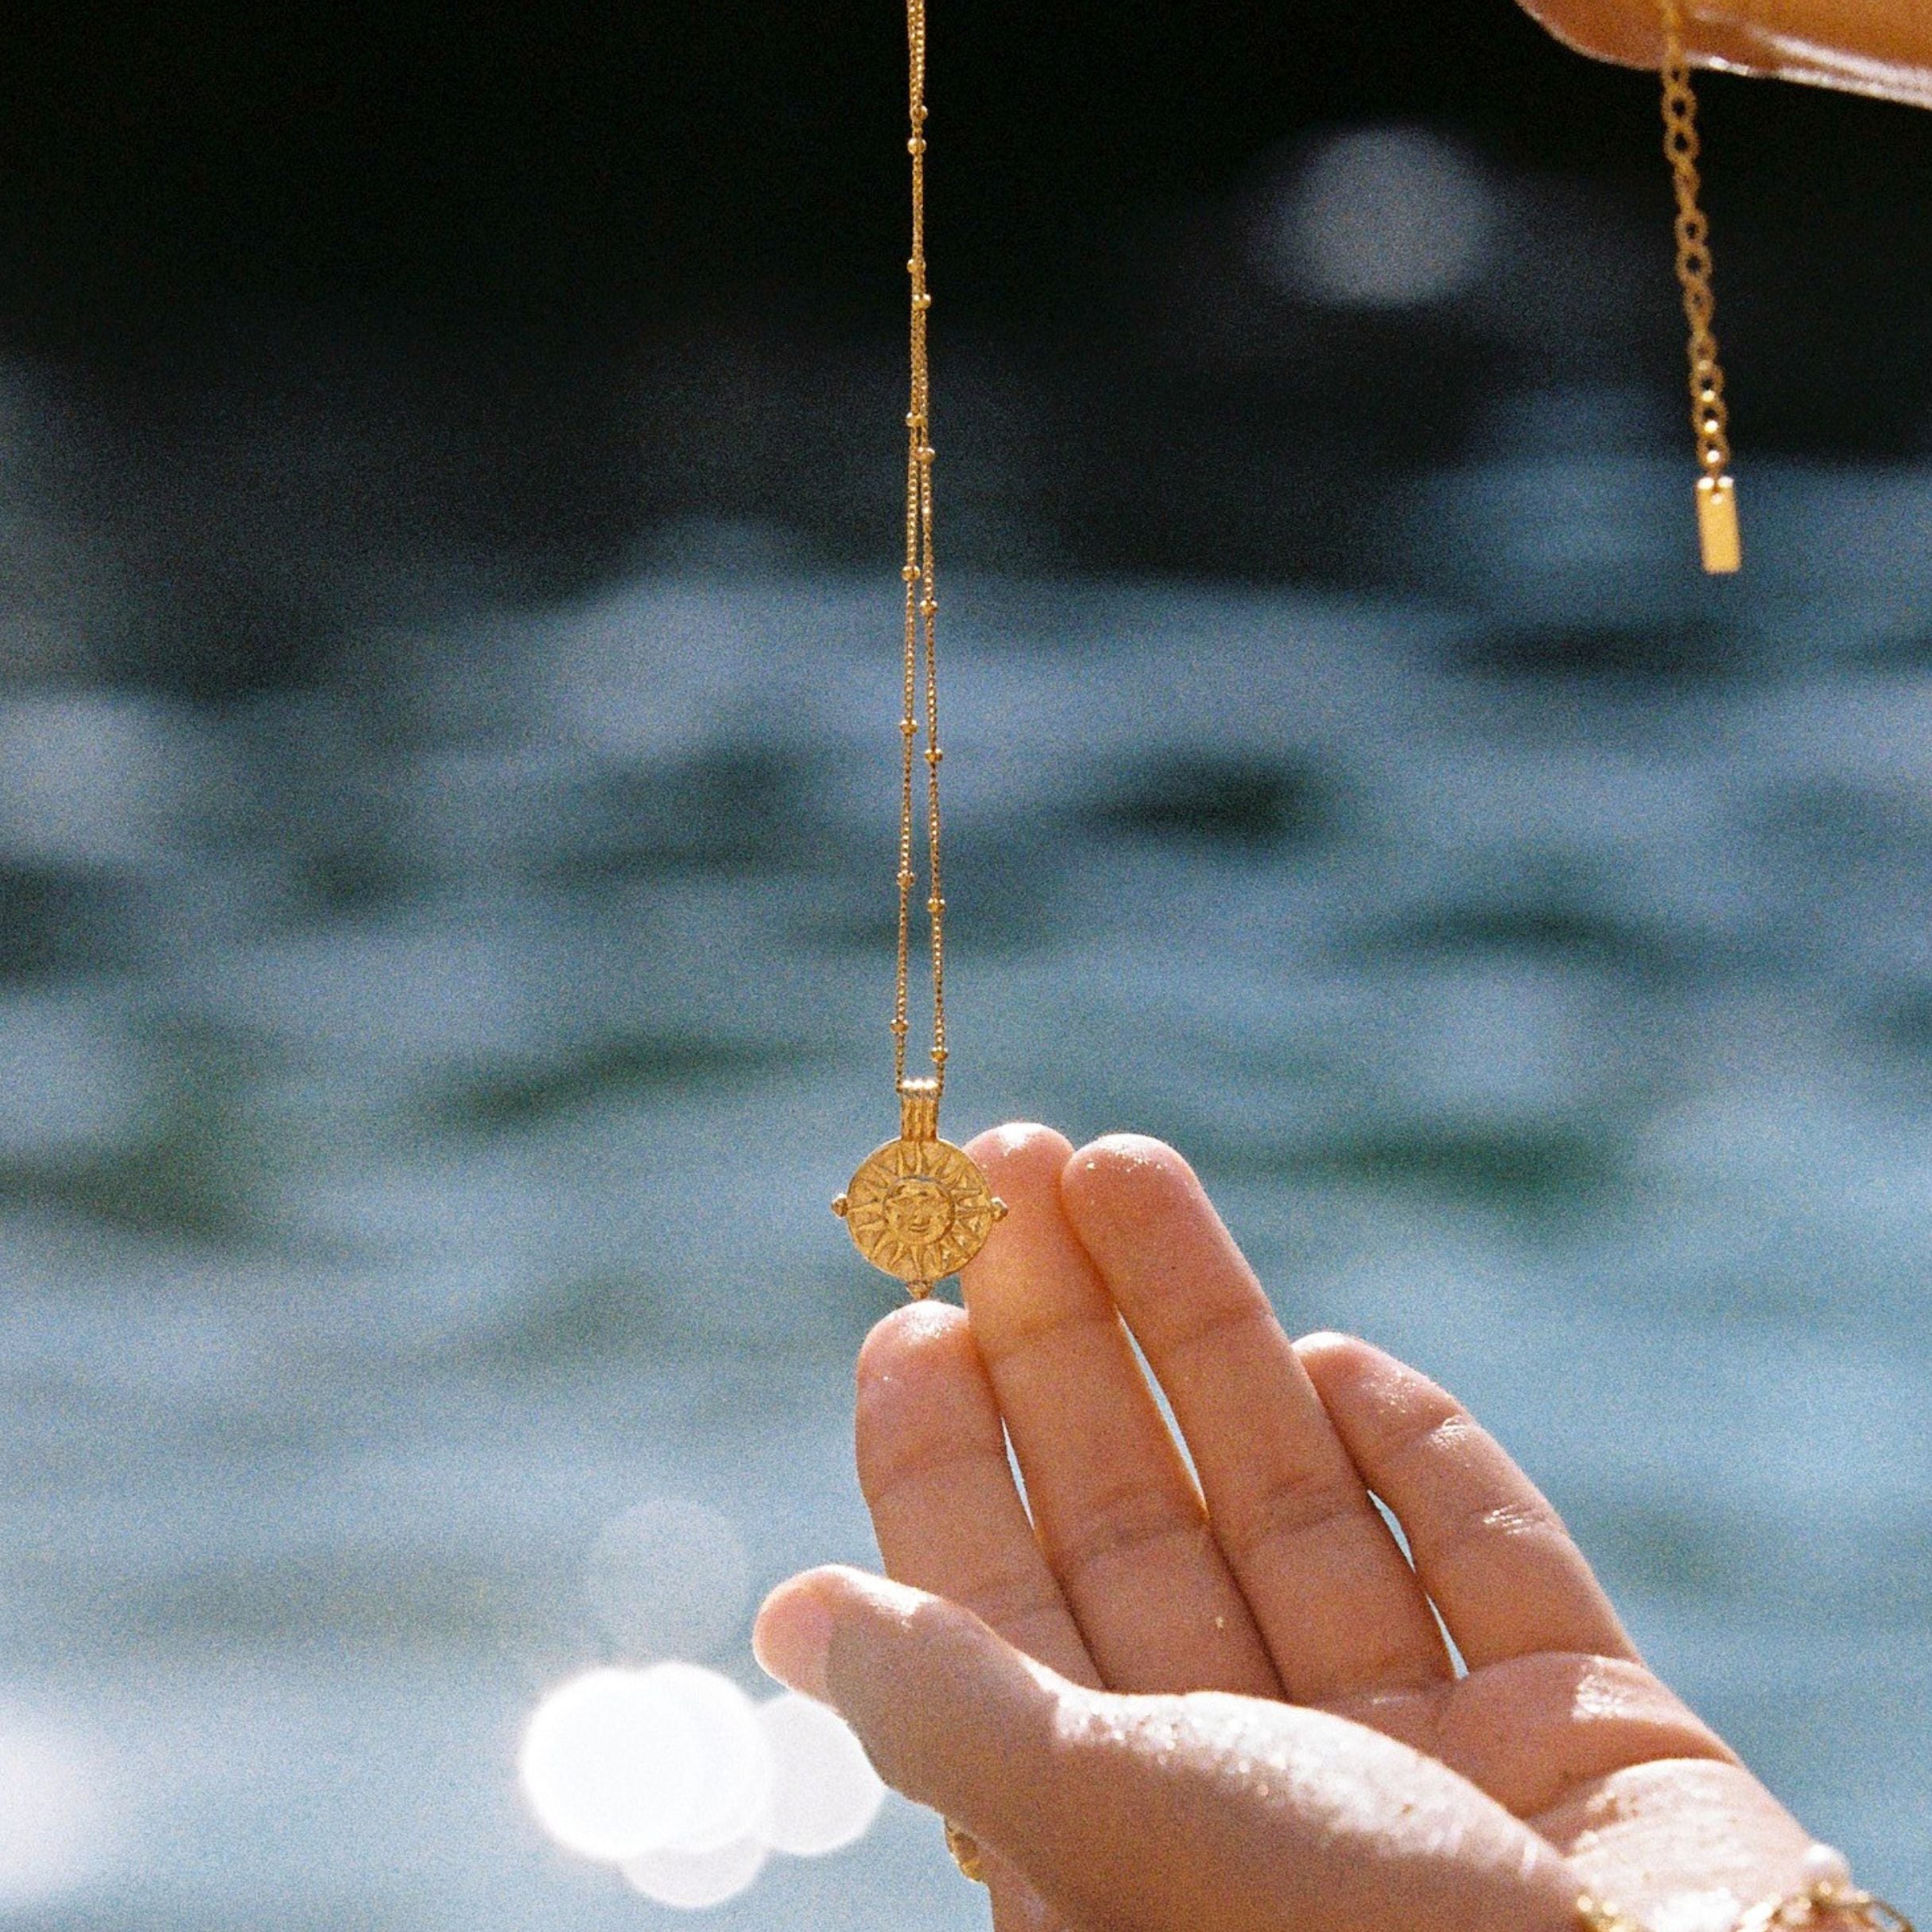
left=790, top=1126, right=1820, bottom=1931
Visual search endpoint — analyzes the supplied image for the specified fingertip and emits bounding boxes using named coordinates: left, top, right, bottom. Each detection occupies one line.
left=761, top=1566, right=1070, bottom=1823
left=1293, top=1329, right=1379, bottom=1375
left=754, top=1569, right=845, bottom=1701
left=1060, top=1137, right=1224, bottom=1281
left=1294, top=1329, right=1363, bottom=1352
left=1295, top=1332, right=1451, bottom=1423
left=959, top=1125, right=1078, bottom=1290
left=854, top=1298, right=995, bottom=1496
left=1061, top=1131, right=1201, bottom=1229
left=963, top=1121, right=1076, bottom=1184
left=756, top=1565, right=942, bottom=1703
left=856, top=1297, right=972, bottom=1395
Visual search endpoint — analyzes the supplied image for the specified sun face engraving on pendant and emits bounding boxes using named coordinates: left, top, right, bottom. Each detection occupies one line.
left=835, top=1135, right=1004, bottom=1294
left=880, top=1174, right=956, bottom=1246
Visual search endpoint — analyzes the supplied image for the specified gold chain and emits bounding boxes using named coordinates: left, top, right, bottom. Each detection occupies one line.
left=1658, top=0, right=1743, bottom=571
left=894, top=0, right=948, bottom=1099
left=1658, top=0, right=1730, bottom=481
left=830, top=0, right=1008, bottom=1300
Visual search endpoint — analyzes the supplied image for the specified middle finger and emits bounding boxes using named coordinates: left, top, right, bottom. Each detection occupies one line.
left=960, top=1123, right=1279, bottom=1697
left=1061, top=1134, right=1453, bottom=1701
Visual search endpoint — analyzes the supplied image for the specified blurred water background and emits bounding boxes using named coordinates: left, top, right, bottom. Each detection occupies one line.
left=0, top=11, right=1930, bottom=1926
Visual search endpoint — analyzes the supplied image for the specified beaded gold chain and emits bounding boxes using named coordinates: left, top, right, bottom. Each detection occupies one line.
left=833, top=0, right=1007, bottom=1299
left=895, top=0, right=945, bottom=1103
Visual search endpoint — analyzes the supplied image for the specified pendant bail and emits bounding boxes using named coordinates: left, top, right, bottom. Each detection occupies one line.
left=898, top=1079, right=941, bottom=1143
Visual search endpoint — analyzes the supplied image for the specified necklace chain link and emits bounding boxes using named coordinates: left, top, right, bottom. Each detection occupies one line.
left=1658, top=0, right=1732, bottom=482
left=894, top=0, right=947, bottom=1099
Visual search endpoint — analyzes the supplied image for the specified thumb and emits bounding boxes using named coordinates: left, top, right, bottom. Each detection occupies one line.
left=755, top=1565, right=1065, bottom=1837
left=755, top=1566, right=1583, bottom=1932
left=755, top=1564, right=1069, bottom=1930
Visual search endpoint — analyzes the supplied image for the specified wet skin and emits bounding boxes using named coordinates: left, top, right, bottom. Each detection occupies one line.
left=758, top=1127, right=1835, bottom=1932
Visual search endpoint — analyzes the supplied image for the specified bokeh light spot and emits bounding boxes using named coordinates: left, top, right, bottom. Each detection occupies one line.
left=518, top=1667, right=703, bottom=1860
left=1259, top=124, right=1496, bottom=308
left=649, top=1665, right=773, bottom=1855
left=622, top=1833, right=770, bottom=1910
left=0, top=1723, right=107, bottom=1907
left=518, top=1664, right=774, bottom=1867
left=585, top=1499, right=752, bottom=1662
left=756, top=1693, right=885, bottom=1857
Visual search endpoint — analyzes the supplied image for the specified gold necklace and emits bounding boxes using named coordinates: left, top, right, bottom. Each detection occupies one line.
left=832, top=0, right=1007, bottom=1299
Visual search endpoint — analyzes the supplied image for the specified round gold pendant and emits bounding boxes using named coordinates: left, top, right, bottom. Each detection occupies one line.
left=832, top=1085, right=1006, bottom=1298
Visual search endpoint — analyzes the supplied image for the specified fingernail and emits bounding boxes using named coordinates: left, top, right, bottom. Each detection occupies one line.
left=752, top=1583, right=835, bottom=1702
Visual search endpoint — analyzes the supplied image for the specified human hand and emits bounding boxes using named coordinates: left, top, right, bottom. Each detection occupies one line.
left=756, top=1127, right=1830, bottom=1932
left=1511, top=0, right=1932, bottom=110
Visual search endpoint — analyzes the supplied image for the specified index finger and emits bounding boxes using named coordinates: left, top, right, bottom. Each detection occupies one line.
left=1512, top=0, right=1932, bottom=107
left=856, top=1300, right=1098, bottom=1688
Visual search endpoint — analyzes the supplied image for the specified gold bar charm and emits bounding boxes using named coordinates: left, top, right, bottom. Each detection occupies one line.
left=1697, top=475, right=1741, bottom=574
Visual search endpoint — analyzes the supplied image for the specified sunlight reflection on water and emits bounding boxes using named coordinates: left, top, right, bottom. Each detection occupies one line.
left=0, top=456, right=1928, bottom=1923
left=0, top=1722, right=108, bottom=1909
left=586, top=1499, right=753, bottom=1662
left=520, top=1660, right=882, bottom=1907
